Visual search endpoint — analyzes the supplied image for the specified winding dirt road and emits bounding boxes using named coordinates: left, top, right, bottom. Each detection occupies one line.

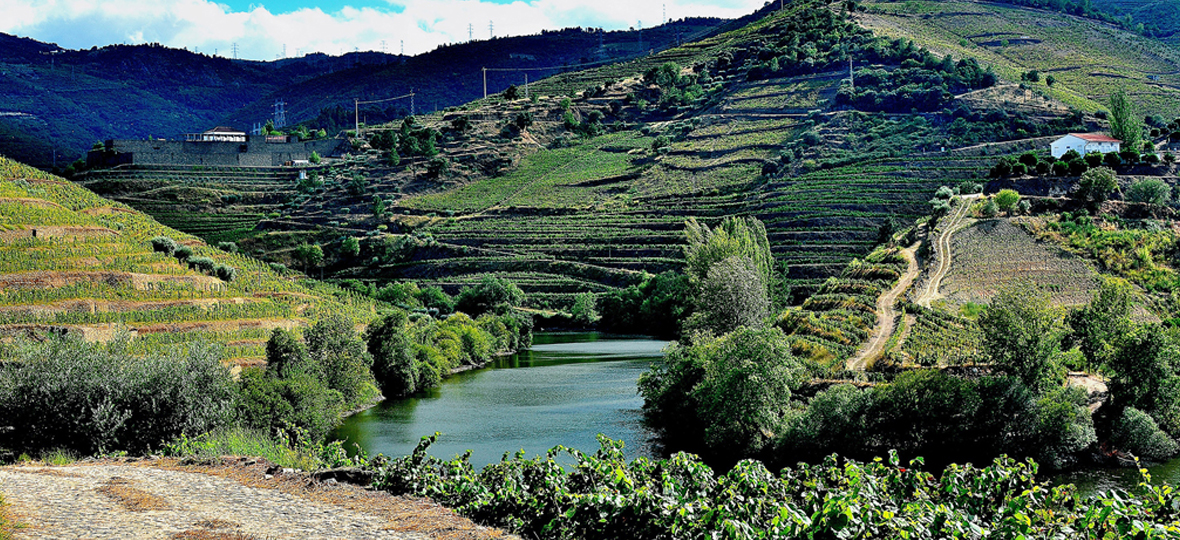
left=846, top=243, right=920, bottom=371
left=916, top=195, right=979, bottom=308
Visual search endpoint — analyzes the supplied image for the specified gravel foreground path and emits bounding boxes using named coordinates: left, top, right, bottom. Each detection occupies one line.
left=0, top=458, right=509, bottom=540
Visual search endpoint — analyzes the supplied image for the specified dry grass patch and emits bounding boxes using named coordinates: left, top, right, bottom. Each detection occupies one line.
left=95, top=476, right=169, bottom=511
left=4, top=467, right=82, bottom=478
left=171, top=531, right=260, bottom=540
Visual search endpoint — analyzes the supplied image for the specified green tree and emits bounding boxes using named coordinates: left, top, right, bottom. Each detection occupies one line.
left=295, top=243, right=324, bottom=275
left=305, top=313, right=376, bottom=407
left=640, top=327, right=805, bottom=457
left=418, top=286, right=455, bottom=314
left=1108, top=89, right=1143, bottom=149
left=341, top=236, right=361, bottom=258
left=979, top=283, right=1065, bottom=393
left=365, top=311, right=419, bottom=397
left=455, top=276, right=525, bottom=316
left=994, top=189, right=1021, bottom=215
left=684, top=217, right=774, bottom=291
left=691, top=327, right=804, bottom=456
left=570, top=292, right=599, bottom=326
left=1127, top=178, right=1171, bottom=206
left=372, top=195, right=387, bottom=219
left=265, top=328, right=312, bottom=379
left=688, top=256, right=770, bottom=334
left=309, top=151, right=321, bottom=164
left=1074, top=166, right=1119, bottom=207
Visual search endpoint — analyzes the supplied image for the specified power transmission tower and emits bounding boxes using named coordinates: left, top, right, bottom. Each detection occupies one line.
left=638, top=21, right=643, bottom=51
left=849, top=57, right=855, bottom=91
left=232, top=43, right=239, bottom=59
left=410, top=91, right=416, bottom=115
left=663, top=4, right=667, bottom=24
left=401, top=40, right=404, bottom=55
left=489, top=21, right=494, bottom=39
left=273, top=100, right=287, bottom=129
left=468, top=23, right=474, bottom=42
left=381, top=40, right=386, bottom=53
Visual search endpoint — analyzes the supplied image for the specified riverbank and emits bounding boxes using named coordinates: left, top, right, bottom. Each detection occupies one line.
left=0, top=455, right=512, bottom=539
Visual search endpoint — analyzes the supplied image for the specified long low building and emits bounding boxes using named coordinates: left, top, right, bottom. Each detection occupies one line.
left=1050, top=133, right=1121, bottom=159
left=87, top=127, right=349, bottom=168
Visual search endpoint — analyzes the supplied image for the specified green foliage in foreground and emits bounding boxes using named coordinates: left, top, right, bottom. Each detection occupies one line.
left=0, top=337, right=237, bottom=454
left=164, top=426, right=368, bottom=472
left=378, top=434, right=1180, bottom=540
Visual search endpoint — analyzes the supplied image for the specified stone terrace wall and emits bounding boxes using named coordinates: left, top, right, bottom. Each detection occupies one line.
left=89, top=137, right=348, bottom=168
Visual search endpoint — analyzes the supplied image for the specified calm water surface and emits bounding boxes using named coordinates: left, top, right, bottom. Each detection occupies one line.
left=332, top=333, right=667, bottom=467
left=1052, top=457, right=1180, bottom=497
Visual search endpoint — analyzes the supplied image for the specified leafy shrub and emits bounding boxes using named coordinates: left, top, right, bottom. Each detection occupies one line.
left=0, top=337, right=236, bottom=454
left=639, top=327, right=807, bottom=459
left=455, top=276, right=525, bottom=316
left=1127, top=178, right=1171, bottom=206
left=1114, top=407, right=1178, bottom=460
left=174, top=245, right=193, bottom=261
left=150, top=236, right=178, bottom=256
left=376, top=434, right=1180, bottom=540
left=213, top=264, right=237, bottom=282
left=237, top=368, right=343, bottom=442
left=187, top=256, right=216, bottom=273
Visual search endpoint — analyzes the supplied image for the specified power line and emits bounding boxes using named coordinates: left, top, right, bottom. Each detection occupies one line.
left=354, top=92, right=416, bottom=134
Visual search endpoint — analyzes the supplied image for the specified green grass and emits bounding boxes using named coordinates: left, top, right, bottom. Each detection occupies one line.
left=164, top=428, right=363, bottom=471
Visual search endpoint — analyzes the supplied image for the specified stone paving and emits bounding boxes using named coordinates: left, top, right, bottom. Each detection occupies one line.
left=0, top=459, right=506, bottom=540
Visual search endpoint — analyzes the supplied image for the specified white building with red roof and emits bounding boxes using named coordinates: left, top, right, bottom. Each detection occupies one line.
left=1051, top=133, right=1121, bottom=159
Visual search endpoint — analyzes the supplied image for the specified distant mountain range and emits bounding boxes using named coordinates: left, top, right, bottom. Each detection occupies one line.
left=0, top=18, right=729, bottom=170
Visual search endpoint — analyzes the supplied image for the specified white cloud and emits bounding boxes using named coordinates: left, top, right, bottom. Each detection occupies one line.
left=0, top=0, right=767, bottom=60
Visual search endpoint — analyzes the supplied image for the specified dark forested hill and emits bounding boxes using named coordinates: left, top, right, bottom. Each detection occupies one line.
left=0, top=18, right=727, bottom=170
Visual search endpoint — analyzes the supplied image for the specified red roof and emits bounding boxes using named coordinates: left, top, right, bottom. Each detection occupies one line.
left=204, top=126, right=244, bottom=134
left=1070, top=133, right=1121, bottom=143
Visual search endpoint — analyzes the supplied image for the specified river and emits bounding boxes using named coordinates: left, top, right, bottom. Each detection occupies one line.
left=332, top=333, right=667, bottom=467
left=334, top=332, right=1180, bottom=495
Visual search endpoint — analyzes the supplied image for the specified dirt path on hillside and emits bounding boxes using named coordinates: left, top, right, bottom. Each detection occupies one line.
left=916, top=195, right=979, bottom=308
left=0, top=458, right=509, bottom=540
left=846, top=243, right=920, bottom=371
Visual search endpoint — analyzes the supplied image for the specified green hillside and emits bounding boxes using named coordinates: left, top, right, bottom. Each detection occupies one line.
left=83, top=0, right=1176, bottom=324
left=856, top=0, right=1180, bottom=115
left=0, top=156, right=380, bottom=365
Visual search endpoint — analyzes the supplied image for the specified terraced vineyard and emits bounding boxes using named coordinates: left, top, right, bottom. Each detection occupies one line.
left=940, top=218, right=1099, bottom=308
left=857, top=0, right=1180, bottom=116
left=76, top=0, right=1161, bottom=314
left=76, top=165, right=303, bottom=244
left=0, top=157, right=381, bottom=364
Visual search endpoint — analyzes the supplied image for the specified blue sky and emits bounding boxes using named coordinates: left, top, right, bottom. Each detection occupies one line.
left=2, top=0, right=767, bottom=61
